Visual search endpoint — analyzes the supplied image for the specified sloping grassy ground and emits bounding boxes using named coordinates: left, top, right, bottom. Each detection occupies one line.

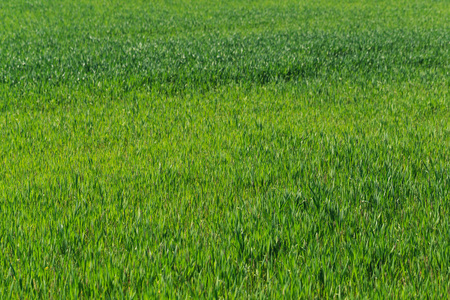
left=0, top=0, right=449, bottom=298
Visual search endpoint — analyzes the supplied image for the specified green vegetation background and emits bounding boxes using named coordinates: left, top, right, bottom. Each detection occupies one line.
left=0, top=0, right=449, bottom=298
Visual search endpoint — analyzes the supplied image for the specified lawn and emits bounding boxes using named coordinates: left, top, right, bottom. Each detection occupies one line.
left=0, top=0, right=449, bottom=298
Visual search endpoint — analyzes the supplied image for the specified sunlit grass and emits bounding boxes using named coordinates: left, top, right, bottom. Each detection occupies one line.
left=0, top=0, right=449, bottom=298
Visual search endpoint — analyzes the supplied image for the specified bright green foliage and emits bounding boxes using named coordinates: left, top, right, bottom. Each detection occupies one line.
left=0, top=0, right=449, bottom=298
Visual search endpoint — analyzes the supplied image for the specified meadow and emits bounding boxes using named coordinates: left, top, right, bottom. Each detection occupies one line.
left=0, top=0, right=449, bottom=298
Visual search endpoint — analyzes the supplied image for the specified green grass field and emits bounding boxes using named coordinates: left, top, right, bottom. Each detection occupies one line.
left=1, top=0, right=449, bottom=298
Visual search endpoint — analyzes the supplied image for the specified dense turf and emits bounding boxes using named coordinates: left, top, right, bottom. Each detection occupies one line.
left=1, top=0, right=449, bottom=298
